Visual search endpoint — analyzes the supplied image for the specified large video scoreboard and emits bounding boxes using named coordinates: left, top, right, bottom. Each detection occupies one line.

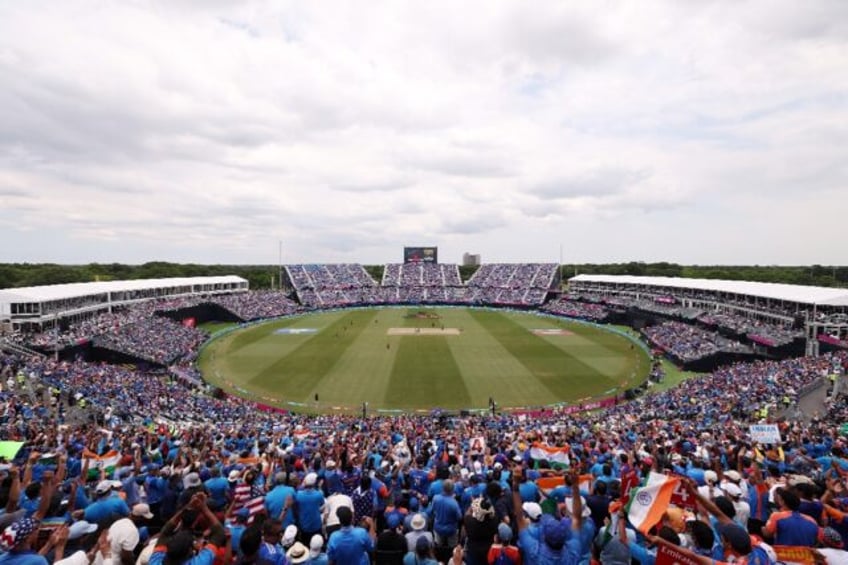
left=403, top=247, right=438, bottom=264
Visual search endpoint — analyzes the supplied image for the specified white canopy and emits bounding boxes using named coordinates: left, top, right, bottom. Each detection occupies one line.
left=569, top=274, right=848, bottom=307
left=0, top=276, right=248, bottom=303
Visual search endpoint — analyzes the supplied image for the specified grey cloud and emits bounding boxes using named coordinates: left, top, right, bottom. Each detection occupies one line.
left=333, top=179, right=413, bottom=193
left=439, top=213, right=508, bottom=235
left=402, top=155, right=514, bottom=178
left=530, top=168, right=650, bottom=199
left=0, top=188, right=29, bottom=197
left=504, top=9, right=618, bottom=66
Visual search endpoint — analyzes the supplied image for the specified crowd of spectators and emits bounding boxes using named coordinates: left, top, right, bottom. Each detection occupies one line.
left=382, top=264, right=462, bottom=288
left=698, top=312, right=803, bottom=347
left=94, top=317, right=208, bottom=366
left=210, top=292, right=302, bottom=322
left=467, top=264, right=558, bottom=306
left=7, top=275, right=848, bottom=563
left=643, top=321, right=751, bottom=363
left=0, top=343, right=847, bottom=564
left=286, top=263, right=558, bottom=308
left=540, top=299, right=610, bottom=322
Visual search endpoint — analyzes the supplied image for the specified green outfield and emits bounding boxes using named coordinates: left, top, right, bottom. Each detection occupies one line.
left=197, top=308, right=651, bottom=413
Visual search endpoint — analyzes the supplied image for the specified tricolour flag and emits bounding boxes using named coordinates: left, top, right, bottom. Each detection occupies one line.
left=82, top=449, right=121, bottom=479
left=578, top=474, right=595, bottom=494
left=529, top=443, right=570, bottom=469
left=535, top=474, right=594, bottom=494
left=626, top=472, right=680, bottom=534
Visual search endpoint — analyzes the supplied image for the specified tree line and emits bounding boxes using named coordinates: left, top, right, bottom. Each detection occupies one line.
left=0, top=262, right=845, bottom=291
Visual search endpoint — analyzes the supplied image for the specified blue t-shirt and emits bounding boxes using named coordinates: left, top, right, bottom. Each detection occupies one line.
left=149, top=546, right=216, bottom=565
left=145, top=476, right=168, bottom=505
left=520, top=535, right=581, bottom=565
left=258, top=541, right=286, bottom=565
left=295, top=488, right=326, bottom=533
left=430, top=494, right=461, bottom=537
left=83, top=495, right=130, bottom=523
left=204, top=476, right=231, bottom=509
left=0, top=551, right=49, bottom=565
left=327, top=526, right=373, bottom=565
left=265, top=485, right=296, bottom=527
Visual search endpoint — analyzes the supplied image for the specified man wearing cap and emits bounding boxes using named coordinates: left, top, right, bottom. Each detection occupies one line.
left=307, top=534, right=328, bottom=565
left=324, top=461, right=343, bottom=496
left=488, top=523, right=520, bottom=565
left=55, top=521, right=100, bottom=565
left=698, top=471, right=722, bottom=500
left=295, top=473, right=325, bottom=545
left=83, top=480, right=129, bottom=525
left=722, top=482, right=750, bottom=526
left=224, top=508, right=250, bottom=558
left=265, top=472, right=296, bottom=529
left=327, top=507, right=375, bottom=565
left=0, top=517, right=49, bottom=565
left=512, top=467, right=582, bottom=565
left=519, top=502, right=543, bottom=543
left=560, top=493, right=595, bottom=562
left=94, top=503, right=153, bottom=565
left=375, top=512, right=407, bottom=565
left=144, top=466, right=168, bottom=529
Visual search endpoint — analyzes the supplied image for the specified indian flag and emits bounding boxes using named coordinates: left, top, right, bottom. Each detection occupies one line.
left=82, top=449, right=121, bottom=479
left=626, top=472, right=680, bottom=534
left=535, top=474, right=595, bottom=493
left=529, top=443, right=570, bottom=469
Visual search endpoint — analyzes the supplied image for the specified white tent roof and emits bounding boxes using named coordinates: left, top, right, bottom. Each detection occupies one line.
left=569, top=274, right=848, bottom=307
left=0, top=276, right=248, bottom=303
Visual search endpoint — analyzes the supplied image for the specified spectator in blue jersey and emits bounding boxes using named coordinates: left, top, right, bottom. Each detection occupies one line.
left=144, top=465, right=169, bottom=528
left=258, top=519, right=287, bottom=565
left=203, top=467, right=231, bottom=512
left=224, top=508, right=251, bottom=558
left=403, top=536, right=439, bottom=565
left=763, top=488, right=820, bottom=547
left=295, top=473, right=325, bottom=545
left=429, top=480, right=462, bottom=553
left=308, top=534, right=328, bottom=565
left=265, top=472, right=296, bottom=527
left=323, top=461, right=343, bottom=496
left=326, top=507, right=375, bottom=565
left=83, top=480, right=129, bottom=524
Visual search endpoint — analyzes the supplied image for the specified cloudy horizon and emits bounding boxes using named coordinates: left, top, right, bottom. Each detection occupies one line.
left=1, top=1, right=847, bottom=266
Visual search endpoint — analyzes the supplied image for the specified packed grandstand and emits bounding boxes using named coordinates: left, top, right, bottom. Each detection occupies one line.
left=1, top=267, right=848, bottom=564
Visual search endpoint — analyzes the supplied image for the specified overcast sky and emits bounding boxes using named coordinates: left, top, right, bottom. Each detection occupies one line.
left=1, top=1, right=846, bottom=266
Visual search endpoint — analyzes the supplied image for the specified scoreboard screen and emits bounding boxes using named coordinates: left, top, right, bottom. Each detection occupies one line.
left=403, top=247, right=438, bottom=264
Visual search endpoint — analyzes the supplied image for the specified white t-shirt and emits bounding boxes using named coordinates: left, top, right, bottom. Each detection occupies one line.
left=55, top=551, right=91, bottom=565
left=324, top=493, right=354, bottom=527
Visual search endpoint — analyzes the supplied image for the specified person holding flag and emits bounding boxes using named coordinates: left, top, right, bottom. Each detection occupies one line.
left=511, top=464, right=583, bottom=565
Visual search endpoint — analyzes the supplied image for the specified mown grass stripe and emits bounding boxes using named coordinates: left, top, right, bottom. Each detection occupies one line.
left=469, top=309, right=619, bottom=399
left=383, top=309, right=471, bottom=409
left=247, top=310, right=377, bottom=398
left=444, top=309, right=549, bottom=408
left=306, top=308, right=403, bottom=408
